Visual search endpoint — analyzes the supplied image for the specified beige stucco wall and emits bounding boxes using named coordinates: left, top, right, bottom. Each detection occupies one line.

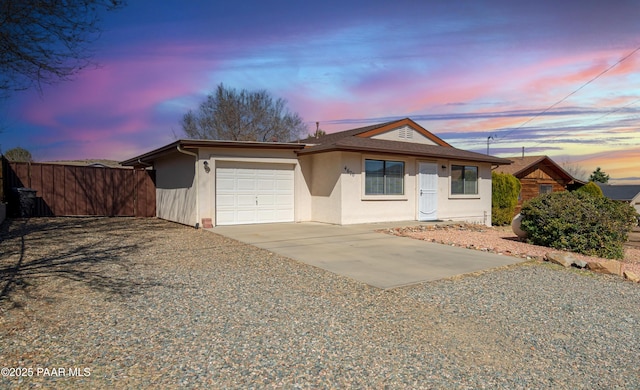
left=438, top=161, right=493, bottom=226
left=304, top=152, right=493, bottom=226
left=300, top=152, right=343, bottom=224
left=155, top=153, right=198, bottom=226
left=339, top=152, right=417, bottom=224
left=153, top=145, right=494, bottom=227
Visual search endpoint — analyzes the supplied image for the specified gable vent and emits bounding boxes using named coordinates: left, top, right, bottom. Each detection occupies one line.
left=398, top=127, right=413, bottom=139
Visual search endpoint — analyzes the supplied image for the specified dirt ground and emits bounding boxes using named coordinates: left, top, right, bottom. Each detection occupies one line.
left=1, top=217, right=639, bottom=389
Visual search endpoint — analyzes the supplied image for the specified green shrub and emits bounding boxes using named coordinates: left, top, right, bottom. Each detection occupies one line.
left=575, top=181, right=604, bottom=197
left=520, top=191, right=638, bottom=259
left=491, top=171, right=521, bottom=226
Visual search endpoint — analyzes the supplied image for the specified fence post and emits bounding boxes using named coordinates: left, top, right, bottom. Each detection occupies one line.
left=0, top=156, right=4, bottom=203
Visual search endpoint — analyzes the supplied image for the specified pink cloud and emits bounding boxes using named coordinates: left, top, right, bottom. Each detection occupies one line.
left=506, top=47, right=639, bottom=102
left=15, top=41, right=221, bottom=161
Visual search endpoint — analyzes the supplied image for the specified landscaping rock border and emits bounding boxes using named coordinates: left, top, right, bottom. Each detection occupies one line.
left=386, top=224, right=640, bottom=283
left=543, top=252, right=640, bottom=282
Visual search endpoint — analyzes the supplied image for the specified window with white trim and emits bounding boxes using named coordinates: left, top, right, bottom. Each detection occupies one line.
left=365, top=159, right=404, bottom=195
left=451, top=165, right=478, bottom=195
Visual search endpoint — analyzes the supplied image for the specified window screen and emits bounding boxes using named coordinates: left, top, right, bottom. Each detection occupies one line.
left=451, top=165, right=478, bottom=195
left=365, top=159, right=404, bottom=195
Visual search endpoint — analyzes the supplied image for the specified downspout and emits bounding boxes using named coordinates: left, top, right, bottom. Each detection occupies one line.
left=176, top=145, right=200, bottom=228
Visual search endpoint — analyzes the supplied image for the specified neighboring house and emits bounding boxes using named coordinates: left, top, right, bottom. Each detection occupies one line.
left=597, top=184, right=640, bottom=214
left=121, top=118, right=511, bottom=227
left=493, top=155, right=580, bottom=210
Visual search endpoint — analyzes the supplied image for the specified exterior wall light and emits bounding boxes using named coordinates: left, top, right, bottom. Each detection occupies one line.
left=203, top=161, right=211, bottom=173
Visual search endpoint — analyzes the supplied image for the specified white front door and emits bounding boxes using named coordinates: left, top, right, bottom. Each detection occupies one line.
left=418, top=162, right=438, bottom=221
left=216, top=164, right=294, bottom=225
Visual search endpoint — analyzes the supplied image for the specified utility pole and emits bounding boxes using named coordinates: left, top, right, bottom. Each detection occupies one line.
left=486, top=136, right=494, bottom=155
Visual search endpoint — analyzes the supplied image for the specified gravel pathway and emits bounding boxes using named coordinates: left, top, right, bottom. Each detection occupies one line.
left=1, top=218, right=638, bottom=389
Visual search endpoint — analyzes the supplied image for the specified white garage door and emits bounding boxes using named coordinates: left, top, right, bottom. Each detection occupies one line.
left=216, top=163, right=294, bottom=225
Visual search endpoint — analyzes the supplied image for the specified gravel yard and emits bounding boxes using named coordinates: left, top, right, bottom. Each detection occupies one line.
left=1, top=217, right=639, bottom=389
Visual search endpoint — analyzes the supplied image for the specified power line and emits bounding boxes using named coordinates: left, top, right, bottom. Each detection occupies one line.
left=587, top=96, right=640, bottom=123
left=492, top=44, right=640, bottom=144
left=527, top=97, right=640, bottom=149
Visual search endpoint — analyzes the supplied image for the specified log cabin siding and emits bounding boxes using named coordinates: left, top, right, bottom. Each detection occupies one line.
left=494, top=156, right=577, bottom=214
left=516, top=164, right=571, bottom=211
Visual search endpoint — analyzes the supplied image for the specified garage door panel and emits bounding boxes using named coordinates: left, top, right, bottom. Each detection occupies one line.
left=216, top=210, right=235, bottom=223
left=274, top=210, right=292, bottom=220
left=216, top=164, right=294, bottom=225
left=237, top=178, right=257, bottom=191
left=275, top=193, right=292, bottom=204
left=256, top=209, right=276, bottom=220
left=237, top=194, right=257, bottom=206
left=257, top=180, right=276, bottom=191
left=217, top=194, right=236, bottom=207
left=276, top=181, right=293, bottom=191
left=257, top=194, right=275, bottom=206
left=217, top=178, right=235, bottom=191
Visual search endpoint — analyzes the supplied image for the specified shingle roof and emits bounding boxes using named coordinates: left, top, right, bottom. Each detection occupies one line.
left=120, top=139, right=305, bottom=167
left=299, top=118, right=510, bottom=165
left=493, top=155, right=575, bottom=180
left=597, top=184, right=640, bottom=201
left=493, top=156, right=547, bottom=175
left=298, top=136, right=510, bottom=164
left=121, top=118, right=512, bottom=167
left=298, top=121, right=394, bottom=144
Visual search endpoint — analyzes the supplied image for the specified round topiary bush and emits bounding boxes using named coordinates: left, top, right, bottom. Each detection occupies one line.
left=519, top=191, right=638, bottom=259
left=575, top=181, right=604, bottom=197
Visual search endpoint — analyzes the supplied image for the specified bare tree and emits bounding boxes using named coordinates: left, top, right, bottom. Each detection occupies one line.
left=0, top=0, right=125, bottom=97
left=4, top=146, right=33, bottom=162
left=561, top=160, right=588, bottom=181
left=181, top=84, right=308, bottom=142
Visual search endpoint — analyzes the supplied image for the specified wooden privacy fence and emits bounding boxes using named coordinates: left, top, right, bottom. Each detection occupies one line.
left=1, top=159, right=156, bottom=217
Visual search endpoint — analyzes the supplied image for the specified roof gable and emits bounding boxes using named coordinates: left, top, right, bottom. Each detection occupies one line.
left=298, top=118, right=511, bottom=165
left=356, top=118, right=451, bottom=147
left=494, top=155, right=575, bottom=182
left=300, top=118, right=451, bottom=147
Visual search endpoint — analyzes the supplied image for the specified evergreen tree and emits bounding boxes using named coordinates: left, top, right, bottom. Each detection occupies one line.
left=589, top=167, right=610, bottom=183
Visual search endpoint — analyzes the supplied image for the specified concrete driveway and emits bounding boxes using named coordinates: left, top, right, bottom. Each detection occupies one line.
left=211, top=222, right=524, bottom=289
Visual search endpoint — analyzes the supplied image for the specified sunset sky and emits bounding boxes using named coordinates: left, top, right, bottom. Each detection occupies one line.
left=2, top=0, right=639, bottom=183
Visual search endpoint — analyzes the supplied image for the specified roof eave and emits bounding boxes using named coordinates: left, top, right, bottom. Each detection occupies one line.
left=297, top=144, right=511, bottom=165
left=120, top=139, right=306, bottom=167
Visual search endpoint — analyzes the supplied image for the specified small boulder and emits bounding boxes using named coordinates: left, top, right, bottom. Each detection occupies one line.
left=511, top=213, right=527, bottom=239
left=587, top=260, right=622, bottom=276
left=623, top=271, right=640, bottom=283
left=545, top=252, right=576, bottom=268
left=572, top=259, right=588, bottom=269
